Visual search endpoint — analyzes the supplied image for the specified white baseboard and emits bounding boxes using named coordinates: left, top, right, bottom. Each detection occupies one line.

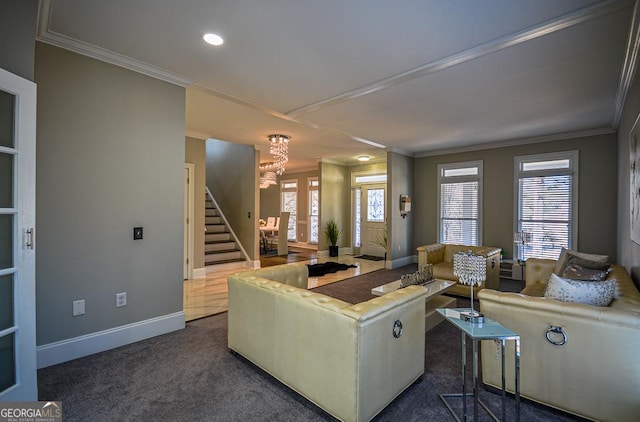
left=36, top=311, right=185, bottom=369
left=389, top=255, right=415, bottom=269
left=192, top=267, right=206, bottom=278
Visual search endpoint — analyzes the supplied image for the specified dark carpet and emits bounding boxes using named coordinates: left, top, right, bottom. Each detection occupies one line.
left=307, top=261, right=357, bottom=277
left=38, top=266, right=583, bottom=422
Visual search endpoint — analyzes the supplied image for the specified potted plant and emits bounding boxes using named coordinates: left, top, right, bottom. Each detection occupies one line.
left=324, top=219, right=342, bottom=257
left=371, top=227, right=388, bottom=260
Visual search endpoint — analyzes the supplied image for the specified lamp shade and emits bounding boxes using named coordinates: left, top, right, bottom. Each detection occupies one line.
left=453, top=251, right=487, bottom=286
left=453, top=250, right=487, bottom=323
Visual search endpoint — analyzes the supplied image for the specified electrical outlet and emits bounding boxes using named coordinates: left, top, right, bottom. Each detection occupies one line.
left=116, top=292, right=127, bottom=307
left=73, top=299, right=85, bottom=316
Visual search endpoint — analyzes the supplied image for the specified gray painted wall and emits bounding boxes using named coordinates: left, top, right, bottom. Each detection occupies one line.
left=617, top=66, right=640, bottom=286
left=35, top=43, right=185, bottom=345
left=185, top=137, right=206, bottom=269
left=319, top=162, right=350, bottom=250
left=260, top=182, right=280, bottom=220
left=0, top=0, right=37, bottom=81
left=388, top=152, right=413, bottom=263
left=413, top=133, right=618, bottom=261
left=205, top=139, right=257, bottom=260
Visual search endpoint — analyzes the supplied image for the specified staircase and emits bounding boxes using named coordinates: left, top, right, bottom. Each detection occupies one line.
left=204, top=195, right=244, bottom=266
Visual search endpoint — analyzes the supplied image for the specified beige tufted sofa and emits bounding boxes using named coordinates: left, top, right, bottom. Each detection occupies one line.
left=479, top=258, right=640, bottom=422
left=227, top=263, right=428, bottom=422
left=416, top=243, right=502, bottom=297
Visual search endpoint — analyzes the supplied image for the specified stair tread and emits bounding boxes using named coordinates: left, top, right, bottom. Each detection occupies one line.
left=205, top=258, right=245, bottom=265
left=205, top=249, right=241, bottom=255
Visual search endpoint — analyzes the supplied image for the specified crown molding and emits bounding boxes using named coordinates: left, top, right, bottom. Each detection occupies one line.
left=385, top=147, right=414, bottom=157
left=184, top=130, right=211, bottom=141
left=36, top=0, right=192, bottom=87
left=415, top=127, right=616, bottom=157
left=613, top=0, right=640, bottom=128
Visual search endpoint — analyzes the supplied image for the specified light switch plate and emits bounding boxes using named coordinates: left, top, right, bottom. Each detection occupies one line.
left=133, top=227, right=143, bottom=240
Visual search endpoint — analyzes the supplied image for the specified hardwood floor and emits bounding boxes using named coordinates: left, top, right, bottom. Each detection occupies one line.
left=183, top=247, right=386, bottom=322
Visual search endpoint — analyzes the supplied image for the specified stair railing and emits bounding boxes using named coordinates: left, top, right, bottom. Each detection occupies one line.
left=205, top=186, right=250, bottom=265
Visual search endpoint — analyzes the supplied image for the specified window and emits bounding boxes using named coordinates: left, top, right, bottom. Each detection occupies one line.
left=515, top=151, right=578, bottom=261
left=355, top=174, right=387, bottom=184
left=308, top=178, right=319, bottom=244
left=353, top=187, right=362, bottom=247
left=437, top=161, right=483, bottom=245
left=367, top=188, right=385, bottom=222
left=280, top=180, right=297, bottom=241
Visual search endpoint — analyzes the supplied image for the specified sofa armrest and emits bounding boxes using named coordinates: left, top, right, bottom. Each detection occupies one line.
left=340, top=285, right=428, bottom=321
left=476, top=247, right=501, bottom=258
left=478, top=288, right=640, bottom=421
left=524, top=258, right=555, bottom=288
left=340, top=285, right=428, bottom=421
left=417, top=243, right=445, bottom=269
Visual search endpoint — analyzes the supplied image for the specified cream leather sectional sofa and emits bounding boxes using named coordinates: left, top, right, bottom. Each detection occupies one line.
left=227, top=263, right=428, bottom=422
left=417, top=243, right=502, bottom=297
left=479, top=258, right=640, bottom=422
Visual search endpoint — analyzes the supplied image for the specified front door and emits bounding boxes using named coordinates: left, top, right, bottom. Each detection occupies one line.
left=0, top=68, right=37, bottom=401
left=360, top=184, right=386, bottom=257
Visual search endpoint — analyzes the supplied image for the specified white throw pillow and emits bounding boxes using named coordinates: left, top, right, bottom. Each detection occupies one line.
left=544, top=273, right=615, bottom=307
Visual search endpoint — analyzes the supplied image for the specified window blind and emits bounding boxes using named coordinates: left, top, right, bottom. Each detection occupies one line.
left=518, top=174, right=571, bottom=260
left=440, top=181, right=479, bottom=245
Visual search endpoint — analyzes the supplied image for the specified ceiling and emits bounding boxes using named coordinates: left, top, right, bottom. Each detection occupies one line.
left=37, top=0, right=639, bottom=172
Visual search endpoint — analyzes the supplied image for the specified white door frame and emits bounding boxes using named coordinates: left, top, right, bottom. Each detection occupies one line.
left=0, top=68, right=37, bottom=401
left=351, top=171, right=387, bottom=257
left=360, top=183, right=387, bottom=257
left=183, top=164, right=194, bottom=280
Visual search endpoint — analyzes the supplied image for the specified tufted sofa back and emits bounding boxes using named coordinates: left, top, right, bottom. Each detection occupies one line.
left=249, top=263, right=309, bottom=289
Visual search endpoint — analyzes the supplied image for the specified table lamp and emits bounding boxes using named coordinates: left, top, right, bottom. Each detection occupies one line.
left=513, top=231, right=532, bottom=264
left=453, top=250, right=487, bottom=323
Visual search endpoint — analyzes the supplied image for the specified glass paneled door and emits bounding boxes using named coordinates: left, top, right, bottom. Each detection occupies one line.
left=360, top=184, right=386, bottom=257
left=0, top=68, right=37, bottom=401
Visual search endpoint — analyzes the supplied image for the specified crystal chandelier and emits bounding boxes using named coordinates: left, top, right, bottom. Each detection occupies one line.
left=453, top=250, right=487, bottom=323
left=259, top=162, right=278, bottom=189
left=268, top=134, right=290, bottom=175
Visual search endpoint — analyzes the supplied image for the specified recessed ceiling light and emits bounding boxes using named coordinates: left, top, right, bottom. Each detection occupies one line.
left=203, top=33, right=224, bottom=46
left=358, top=155, right=370, bottom=162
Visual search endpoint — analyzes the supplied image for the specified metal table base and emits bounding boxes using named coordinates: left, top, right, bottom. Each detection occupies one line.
left=437, top=308, right=520, bottom=422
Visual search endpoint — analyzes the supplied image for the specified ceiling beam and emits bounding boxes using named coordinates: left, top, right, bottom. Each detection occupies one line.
left=286, top=0, right=634, bottom=118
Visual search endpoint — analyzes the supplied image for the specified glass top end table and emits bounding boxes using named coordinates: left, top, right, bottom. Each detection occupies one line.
left=437, top=308, right=520, bottom=422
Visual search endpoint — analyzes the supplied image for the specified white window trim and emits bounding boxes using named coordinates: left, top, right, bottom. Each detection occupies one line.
left=308, top=177, right=319, bottom=244
left=437, top=160, right=483, bottom=245
left=280, top=179, right=298, bottom=241
left=351, top=170, right=387, bottom=187
left=513, top=150, right=579, bottom=260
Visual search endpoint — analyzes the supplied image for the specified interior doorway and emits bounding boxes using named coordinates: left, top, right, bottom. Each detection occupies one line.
left=184, top=164, right=194, bottom=280
left=0, top=68, right=37, bottom=401
left=352, top=170, right=387, bottom=258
